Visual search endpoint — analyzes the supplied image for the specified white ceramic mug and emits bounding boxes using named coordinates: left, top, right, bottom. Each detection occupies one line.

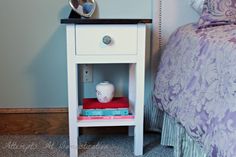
left=96, top=81, right=115, bottom=103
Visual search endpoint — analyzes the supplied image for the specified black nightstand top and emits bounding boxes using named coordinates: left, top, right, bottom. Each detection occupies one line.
left=61, top=10, right=152, bottom=24
left=61, top=18, right=152, bottom=24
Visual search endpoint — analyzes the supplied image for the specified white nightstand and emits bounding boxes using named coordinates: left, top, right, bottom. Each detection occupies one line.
left=61, top=18, right=152, bottom=157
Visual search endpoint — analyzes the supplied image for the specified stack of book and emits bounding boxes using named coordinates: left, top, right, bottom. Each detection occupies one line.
left=78, top=97, right=134, bottom=120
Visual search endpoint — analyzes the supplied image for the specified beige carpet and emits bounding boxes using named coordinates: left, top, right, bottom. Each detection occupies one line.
left=0, top=133, right=173, bottom=157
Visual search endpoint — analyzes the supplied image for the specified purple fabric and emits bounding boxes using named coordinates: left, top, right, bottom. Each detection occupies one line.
left=198, top=0, right=236, bottom=28
left=153, top=24, right=236, bottom=157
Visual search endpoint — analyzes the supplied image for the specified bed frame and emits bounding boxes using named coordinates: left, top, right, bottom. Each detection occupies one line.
left=151, top=0, right=199, bottom=93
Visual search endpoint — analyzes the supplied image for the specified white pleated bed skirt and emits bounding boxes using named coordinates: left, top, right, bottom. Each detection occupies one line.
left=161, top=113, right=208, bottom=157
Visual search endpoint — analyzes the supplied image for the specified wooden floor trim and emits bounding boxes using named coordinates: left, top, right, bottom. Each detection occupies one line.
left=0, top=108, right=69, bottom=135
left=0, top=108, right=127, bottom=135
left=0, top=107, right=68, bottom=114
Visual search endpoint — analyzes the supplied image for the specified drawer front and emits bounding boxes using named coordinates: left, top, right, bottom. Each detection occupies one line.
left=75, top=25, right=137, bottom=55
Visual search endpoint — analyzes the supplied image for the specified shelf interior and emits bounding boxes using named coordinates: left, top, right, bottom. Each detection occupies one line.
left=77, top=105, right=135, bottom=127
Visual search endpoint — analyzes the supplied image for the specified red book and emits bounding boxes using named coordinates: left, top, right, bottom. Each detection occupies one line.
left=78, top=115, right=134, bottom=120
left=83, top=97, right=129, bottom=109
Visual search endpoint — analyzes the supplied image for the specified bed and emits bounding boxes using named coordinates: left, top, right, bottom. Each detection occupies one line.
left=153, top=14, right=236, bottom=157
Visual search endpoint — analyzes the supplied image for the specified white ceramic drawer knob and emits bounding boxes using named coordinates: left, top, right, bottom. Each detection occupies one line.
left=96, top=81, right=115, bottom=103
left=102, top=35, right=112, bottom=45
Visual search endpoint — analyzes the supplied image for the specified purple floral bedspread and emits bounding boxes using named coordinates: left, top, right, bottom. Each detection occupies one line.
left=153, top=24, right=236, bottom=157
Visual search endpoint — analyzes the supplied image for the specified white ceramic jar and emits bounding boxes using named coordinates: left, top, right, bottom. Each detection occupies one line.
left=96, top=81, right=115, bottom=103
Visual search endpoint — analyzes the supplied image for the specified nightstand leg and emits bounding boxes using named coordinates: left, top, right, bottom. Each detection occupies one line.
left=129, top=62, right=144, bottom=155
left=128, top=126, right=134, bottom=136
left=129, top=64, right=136, bottom=137
left=134, top=61, right=145, bottom=156
left=134, top=124, right=144, bottom=156
left=68, top=63, right=79, bottom=157
left=134, top=101, right=144, bottom=156
left=69, top=124, right=78, bottom=157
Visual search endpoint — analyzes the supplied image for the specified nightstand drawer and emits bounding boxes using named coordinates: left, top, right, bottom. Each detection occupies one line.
left=75, top=25, right=137, bottom=55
